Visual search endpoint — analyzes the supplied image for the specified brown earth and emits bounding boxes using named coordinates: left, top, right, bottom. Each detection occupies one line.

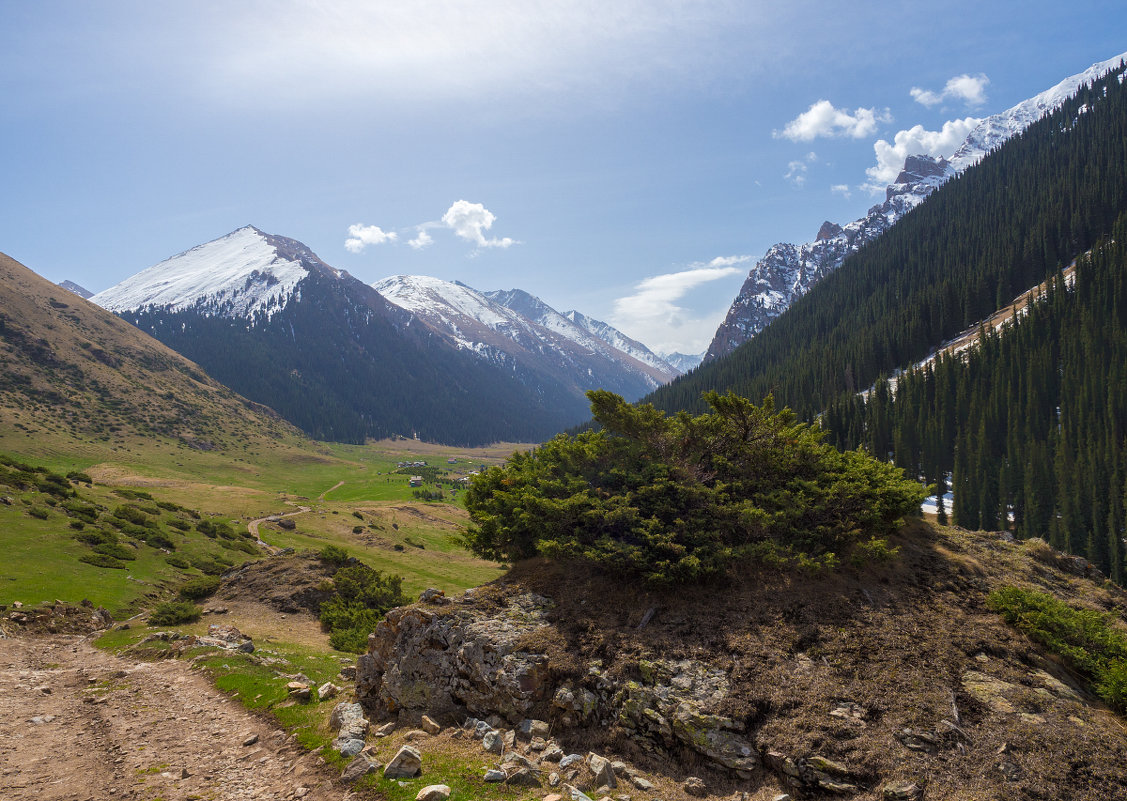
left=0, top=633, right=342, bottom=801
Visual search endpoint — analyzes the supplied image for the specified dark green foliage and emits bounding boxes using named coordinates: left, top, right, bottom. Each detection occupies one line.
left=464, top=390, right=924, bottom=585
left=195, top=519, right=234, bottom=538
left=179, top=575, right=221, bottom=600
left=148, top=600, right=202, bottom=626
left=27, top=507, right=48, bottom=520
left=319, top=563, right=407, bottom=653
left=988, top=586, right=1127, bottom=711
left=93, top=542, right=137, bottom=561
left=79, top=552, right=127, bottom=569
left=65, top=471, right=93, bottom=485
left=112, top=504, right=155, bottom=528
left=113, top=489, right=154, bottom=501
left=165, top=554, right=191, bottom=570
left=74, top=528, right=118, bottom=546
left=188, top=555, right=228, bottom=576
left=167, top=518, right=190, bottom=531
left=141, top=530, right=175, bottom=550
left=351, top=511, right=364, bottom=520
left=411, top=488, right=446, bottom=501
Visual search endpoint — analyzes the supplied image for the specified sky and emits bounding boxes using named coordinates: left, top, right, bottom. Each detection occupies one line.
left=2, top=2, right=1125, bottom=356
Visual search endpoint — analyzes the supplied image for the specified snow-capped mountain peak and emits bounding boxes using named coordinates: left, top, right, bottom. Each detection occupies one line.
left=91, top=225, right=339, bottom=320
left=705, top=51, right=1127, bottom=363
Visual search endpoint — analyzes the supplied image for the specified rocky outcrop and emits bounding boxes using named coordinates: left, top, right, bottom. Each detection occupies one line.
left=358, top=592, right=762, bottom=778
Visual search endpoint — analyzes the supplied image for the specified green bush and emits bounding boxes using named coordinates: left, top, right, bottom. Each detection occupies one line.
left=167, top=518, right=191, bottom=531
left=179, top=575, right=221, bottom=600
left=142, top=530, right=175, bottom=550
left=988, top=586, right=1127, bottom=712
left=93, top=542, right=137, bottom=561
left=66, top=471, right=93, bottom=485
left=319, top=545, right=351, bottom=566
left=27, top=507, right=49, bottom=520
left=319, top=563, right=407, bottom=653
left=79, top=552, right=127, bottom=569
left=464, top=390, right=925, bottom=585
left=188, top=555, right=228, bottom=575
left=149, top=600, right=202, bottom=626
left=165, top=554, right=191, bottom=570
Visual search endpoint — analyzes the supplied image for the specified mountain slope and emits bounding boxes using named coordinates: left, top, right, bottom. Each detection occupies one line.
left=647, top=58, right=1127, bottom=423
left=0, top=250, right=300, bottom=455
left=706, top=50, right=1127, bottom=362
left=95, top=228, right=581, bottom=445
left=373, top=276, right=676, bottom=405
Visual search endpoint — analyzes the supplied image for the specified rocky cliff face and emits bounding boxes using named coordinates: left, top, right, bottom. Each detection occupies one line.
left=355, top=524, right=1127, bottom=799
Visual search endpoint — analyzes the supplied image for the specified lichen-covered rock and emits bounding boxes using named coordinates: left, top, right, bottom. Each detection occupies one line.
left=357, top=594, right=554, bottom=720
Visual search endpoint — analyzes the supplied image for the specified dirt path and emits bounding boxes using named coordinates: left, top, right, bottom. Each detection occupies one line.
left=317, top=482, right=345, bottom=502
left=247, top=505, right=312, bottom=549
left=0, top=634, right=342, bottom=801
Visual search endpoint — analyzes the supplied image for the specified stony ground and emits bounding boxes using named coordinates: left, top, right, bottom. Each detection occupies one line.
left=0, top=633, right=343, bottom=801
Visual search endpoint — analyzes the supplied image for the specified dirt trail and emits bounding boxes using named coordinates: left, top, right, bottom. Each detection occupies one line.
left=0, top=634, right=342, bottom=801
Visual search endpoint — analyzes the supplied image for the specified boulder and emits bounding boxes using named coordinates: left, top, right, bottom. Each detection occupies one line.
left=506, top=767, right=541, bottom=787
left=684, top=776, right=707, bottom=797
left=586, top=753, right=616, bottom=789
left=415, top=784, right=451, bottom=801
left=384, top=745, right=422, bottom=779
left=341, top=755, right=379, bottom=784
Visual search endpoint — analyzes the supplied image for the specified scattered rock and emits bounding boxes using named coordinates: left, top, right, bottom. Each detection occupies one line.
left=882, top=781, right=923, bottom=800
left=506, top=767, right=542, bottom=787
left=895, top=728, right=939, bottom=754
left=339, top=664, right=358, bottom=680
left=416, top=784, right=451, bottom=801
left=587, top=753, right=617, bottom=789
left=318, top=682, right=340, bottom=701
left=519, top=718, right=550, bottom=740
left=684, top=776, right=707, bottom=797
left=384, top=744, right=422, bottom=779
left=542, top=745, right=565, bottom=762
left=420, top=714, right=442, bottom=735
left=242, top=733, right=259, bottom=746
left=630, top=776, right=654, bottom=792
left=559, top=754, right=584, bottom=770
left=483, top=730, right=504, bottom=754
left=374, top=721, right=396, bottom=737
left=549, top=772, right=562, bottom=787
left=286, top=682, right=311, bottom=703
left=484, top=769, right=507, bottom=782
left=338, top=739, right=365, bottom=758
left=342, top=754, right=379, bottom=784
left=418, top=588, right=449, bottom=605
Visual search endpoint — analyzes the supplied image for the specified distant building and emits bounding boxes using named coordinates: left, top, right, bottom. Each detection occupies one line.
left=409, top=476, right=423, bottom=487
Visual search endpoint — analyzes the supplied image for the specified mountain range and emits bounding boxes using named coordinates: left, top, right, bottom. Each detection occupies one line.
left=705, top=51, right=1127, bottom=362
left=91, top=227, right=681, bottom=445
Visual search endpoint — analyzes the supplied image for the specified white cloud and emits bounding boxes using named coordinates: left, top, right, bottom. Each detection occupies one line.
left=610, top=260, right=748, bottom=353
left=862, top=117, right=980, bottom=191
left=784, top=160, right=808, bottom=186
left=911, top=73, right=989, bottom=108
left=345, top=223, right=397, bottom=253
left=408, top=229, right=433, bottom=250
left=831, top=184, right=852, bottom=199
left=440, top=200, right=516, bottom=249
left=776, top=100, right=891, bottom=141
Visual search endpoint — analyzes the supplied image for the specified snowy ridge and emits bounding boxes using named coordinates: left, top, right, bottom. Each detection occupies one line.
left=374, top=274, right=678, bottom=400
left=706, top=51, right=1127, bottom=363
left=562, top=309, right=679, bottom=376
left=91, top=226, right=318, bottom=320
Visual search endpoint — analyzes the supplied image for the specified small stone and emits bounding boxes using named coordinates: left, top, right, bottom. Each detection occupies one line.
left=339, top=665, right=357, bottom=680
left=549, top=772, right=562, bottom=787
left=287, top=682, right=311, bottom=702
left=375, top=721, right=396, bottom=737
left=519, top=718, right=551, bottom=740
left=630, top=777, right=654, bottom=792
left=384, top=745, right=422, bottom=779
left=180, top=768, right=190, bottom=779
left=484, top=769, right=507, bottom=783
left=559, top=754, right=584, bottom=770
left=242, top=733, right=259, bottom=747
left=483, top=730, right=504, bottom=754
left=544, top=795, right=565, bottom=801
left=416, top=784, right=451, bottom=801
left=530, top=736, right=549, bottom=751
left=772, top=795, right=793, bottom=801
left=507, top=767, right=542, bottom=787
left=318, top=682, right=340, bottom=701
left=341, top=754, right=379, bottom=784
left=337, top=738, right=365, bottom=758
left=610, top=761, right=629, bottom=777
left=587, top=753, right=617, bottom=789
left=404, top=729, right=429, bottom=741
left=882, top=781, right=922, bottom=801
left=542, top=745, right=565, bottom=762
left=684, top=776, right=707, bottom=797
left=420, top=714, right=442, bottom=735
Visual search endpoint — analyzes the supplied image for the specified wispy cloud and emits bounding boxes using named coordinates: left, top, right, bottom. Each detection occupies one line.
left=440, top=200, right=516, bottom=249
left=784, top=151, right=817, bottom=186
left=344, top=223, right=397, bottom=253
left=776, top=100, right=890, bottom=141
left=610, top=257, right=749, bottom=353
left=911, top=73, right=990, bottom=107
left=831, top=183, right=852, bottom=199
left=862, top=117, right=980, bottom=191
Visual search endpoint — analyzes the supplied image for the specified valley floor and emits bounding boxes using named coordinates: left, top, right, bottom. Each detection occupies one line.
left=0, top=633, right=341, bottom=801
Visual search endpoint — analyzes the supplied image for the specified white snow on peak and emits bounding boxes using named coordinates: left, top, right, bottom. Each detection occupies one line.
left=91, top=226, right=309, bottom=320
left=563, top=310, right=678, bottom=375
left=950, top=51, right=1127, bottom=171
left=373, top=275, right=515, bottom=345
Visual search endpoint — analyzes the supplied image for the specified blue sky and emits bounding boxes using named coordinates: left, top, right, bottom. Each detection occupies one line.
left=2, top=1, right=1124, bottom=354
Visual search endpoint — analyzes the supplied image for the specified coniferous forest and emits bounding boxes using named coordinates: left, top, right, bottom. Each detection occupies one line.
left=646, top=62, right=1127, bottom=577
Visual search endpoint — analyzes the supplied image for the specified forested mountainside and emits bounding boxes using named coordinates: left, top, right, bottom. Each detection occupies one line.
left=823, top=217, right=1127, bottom=579
left=647, top=61, right=1127, bottom=423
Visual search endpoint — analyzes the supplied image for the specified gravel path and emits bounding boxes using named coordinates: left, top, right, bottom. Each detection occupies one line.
left=0, top=634, right=344, bottom=801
